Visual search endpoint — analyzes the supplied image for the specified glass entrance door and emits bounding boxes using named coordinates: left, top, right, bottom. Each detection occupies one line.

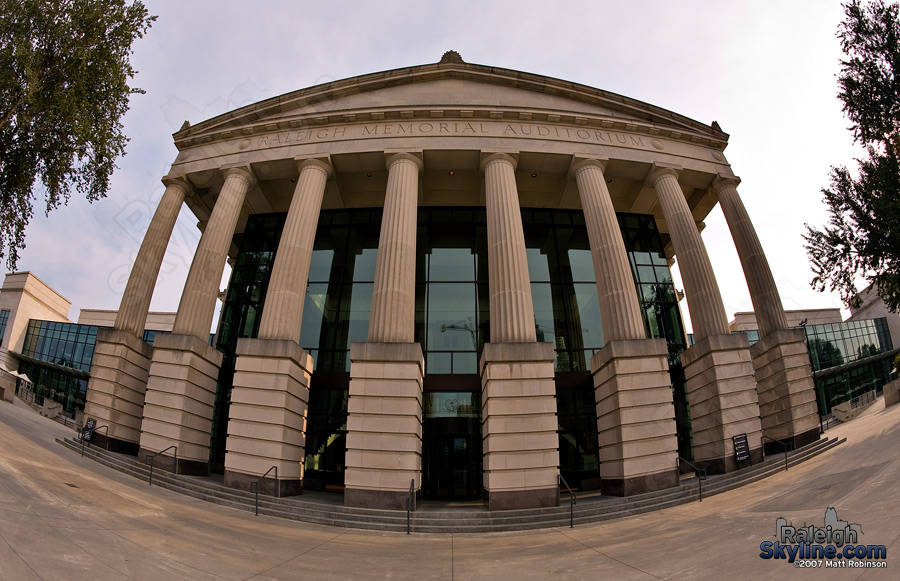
left=433, top=435, right=469, bottom=499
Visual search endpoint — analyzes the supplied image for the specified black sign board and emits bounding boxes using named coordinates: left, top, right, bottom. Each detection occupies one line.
left=733, top=433, right=751, bottom=464
left=82, top=417, right=97, bottom=442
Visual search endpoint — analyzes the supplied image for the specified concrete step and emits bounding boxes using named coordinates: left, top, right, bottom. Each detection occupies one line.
left=56, top=433, right=845, bottom=533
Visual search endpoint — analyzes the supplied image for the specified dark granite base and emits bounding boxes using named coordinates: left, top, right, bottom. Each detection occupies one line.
left=485, top=487, right=558, bottom=511
left=223, top=469, right=303, bottom=497
left=344, top=487, right=417, bottom=510
left=696, top=447, right=764, bottom=475
left=763, top=428, right=821, bottom=456
left=138, top=447, right=209, bottom=476
left=602, top=469, right=679, bottom=496
left=90, top=434, right=139, bottom=456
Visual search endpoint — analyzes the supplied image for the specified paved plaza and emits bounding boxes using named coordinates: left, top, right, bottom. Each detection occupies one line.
left=0, top=396, right=897, bottom=580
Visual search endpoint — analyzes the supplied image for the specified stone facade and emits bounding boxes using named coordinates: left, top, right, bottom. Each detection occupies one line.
left=82, top=55, right=818, bottom=510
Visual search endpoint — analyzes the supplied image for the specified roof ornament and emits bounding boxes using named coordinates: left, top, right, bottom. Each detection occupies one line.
left=439, top=50, right=464, bottom=64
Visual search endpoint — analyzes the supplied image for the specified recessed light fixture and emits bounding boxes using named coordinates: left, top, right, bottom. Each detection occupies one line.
left=606, top=178, right=613, bottom=183
left=448, top=170, right=455, bottom=176
left=366, top=172, right=373, bottom=178
left=531, top=173, right=538, bottom=178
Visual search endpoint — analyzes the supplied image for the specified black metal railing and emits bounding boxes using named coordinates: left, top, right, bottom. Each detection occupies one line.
left=406, top=478, right=415, bottom=534
left=761, top=435, right=790, bottom=473
left=146, top=445, right=177, bottom=486
left=250, top=466, right=278, bottom=516
left=678, top=457, right=707, bottom=501
left=558, top=474, right=576, bottom=528
left=80, top=424, right=108, bottom=457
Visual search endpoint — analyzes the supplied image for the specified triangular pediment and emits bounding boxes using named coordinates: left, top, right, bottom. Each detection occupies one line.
left=173, top=60, right=729, bottom=150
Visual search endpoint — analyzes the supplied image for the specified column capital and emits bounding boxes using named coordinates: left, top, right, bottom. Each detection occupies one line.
left=645, top=163, right=682, bottom=188
left=710, top=173, right=742, bottom=195
left=480, top=151, right=519, bottom=172
left=294, top=156, right=333, bottom=178
left=221, top=165, right=257, bottom=189
left=160, top=174, right=193, bottom=194
left=384, top=151, right=424, bottom=172
left=569, top=156, right=609, bottom=180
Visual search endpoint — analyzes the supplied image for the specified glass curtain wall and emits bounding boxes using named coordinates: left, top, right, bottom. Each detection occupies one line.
left=300, top=209, right=381, bottom=491
left=415, top=208, right=488, bottom=500
left=522, top=209, right=603, bottom=490
left=617, top=213, right=691, bottom=461
left=209, top=213, right=285, bottom=472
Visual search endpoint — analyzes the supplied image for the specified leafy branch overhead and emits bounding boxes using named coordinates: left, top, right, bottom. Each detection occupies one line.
left=0, top=0, right=155, bottom=270
left=804, top=0, right=900, bottom=311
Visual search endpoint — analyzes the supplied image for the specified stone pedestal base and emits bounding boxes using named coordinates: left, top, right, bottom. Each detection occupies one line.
left=681, top=334, right=763, bottom=474
left=83, top=329, right=153, bottom=455
left=591, top=338, right=678, bottom=496
left=138, top=333, right=223, bottom=476
left=344, top=342, right=424, bottom=510
left=481, top=342, right=559, bottom=511
left=885, top=378, right=900, bottom=408
left=223, top=338, right=313, bottom=497
left=750, top=328, right=820, bottom=452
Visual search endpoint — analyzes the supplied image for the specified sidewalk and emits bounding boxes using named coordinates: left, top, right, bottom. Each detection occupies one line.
left=0, top=395, right=897, bottom=580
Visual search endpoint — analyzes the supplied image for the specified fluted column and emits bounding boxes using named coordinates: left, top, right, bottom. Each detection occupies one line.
left=482, top=153, right=536, bottom=343
left=344, top=152, right=424, bottom=510
left=574, top=157, right=678, bottom=495
left=479, top=152, right=558, bottom=510
left=649, top=166, right=728, bottom=342
left=139, top=166, right=255, bottom=475
left=82, top=175, right=190, bottom=453
left=714, top=176, right=819, bottom=451
left=257, top=159, right=331, bottom=340
left=117, top=177, right=190, bottom=337
left=223, top=158, right=330, bottom=496
left=368, top=153, right=422, bottom=342
left=650, top=165, right=762, bottom=474
left=713, top=177, right=788, bottom=338
left=173, top=166, right=255, bottom=340
left=572, top=158, right=644, bottom=342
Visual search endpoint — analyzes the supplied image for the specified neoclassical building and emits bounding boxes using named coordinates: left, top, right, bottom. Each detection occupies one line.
left=84, top=52, right=819, bottom=511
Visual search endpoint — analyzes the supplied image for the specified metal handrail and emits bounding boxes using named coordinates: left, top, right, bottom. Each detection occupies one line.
left=558, top=474, right=576, bottom=528
left=250, top=466, right=278, bottom=516
left=80, top=424, right=108, bottom=456
left=406, top=478, right=415, bottom=534
left=146, top=445, right=177, bottom=486
left=677, top=457, right=707, bottom=501
left=761, top=435, right=790, bottom=473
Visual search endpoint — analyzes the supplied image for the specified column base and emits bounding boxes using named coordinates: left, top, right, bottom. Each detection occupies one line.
left=681, top=334, right=763, bottom=474
left=223, top=338, right=312, bottom=497
left=750, top=328, right=821, bottom=449
left=484, top=487, right=558, bottom=511
left=344, top=488, right=420, bottom=510
left=591, top=338, right=679, bottom=496
left=137, top=447, right=209, bottom=476
left=223, top=469, right=303, bottom=497
left=138, top=333, right=223, bottom=475
left=344, top=342, right=424, bottom=510
left=91, top=434, right=140, bottom=456
left=481, top=342, right=559, bottom=511
left=82, top=329, right=153, bottom=451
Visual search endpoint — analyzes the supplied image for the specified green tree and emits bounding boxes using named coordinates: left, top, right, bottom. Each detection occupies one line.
left=0, top=0, right=154, bottom=269
left=804, top=0, right=900, bottom=311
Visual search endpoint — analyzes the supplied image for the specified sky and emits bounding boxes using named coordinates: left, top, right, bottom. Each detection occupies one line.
left=15, top=0, right=865, bottom=333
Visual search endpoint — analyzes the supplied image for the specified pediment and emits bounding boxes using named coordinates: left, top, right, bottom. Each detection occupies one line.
left=174, top=60, right=729, bottom=150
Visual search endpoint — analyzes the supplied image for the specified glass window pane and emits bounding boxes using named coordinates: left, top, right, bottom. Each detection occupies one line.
left=428, top=248, right=475, bottom=281
left=567, top=248, right=595, bottom=282
left=426, top=352, right=452, bottom=374
left=426, top=283, right=478, bottom=351
left=573, top=283, right=604, bottom=349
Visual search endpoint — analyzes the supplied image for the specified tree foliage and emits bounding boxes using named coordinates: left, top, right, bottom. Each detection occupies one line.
left=804, top=0, right=900, bottom=311
left=0, top=0, right=154, bottom=269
